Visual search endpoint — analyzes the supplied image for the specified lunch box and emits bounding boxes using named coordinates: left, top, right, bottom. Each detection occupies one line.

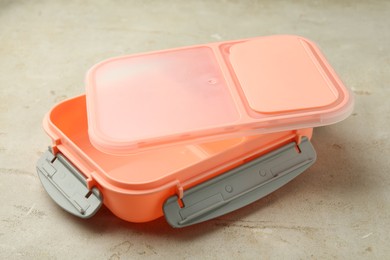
left=36, top=35, right=353, bottom=227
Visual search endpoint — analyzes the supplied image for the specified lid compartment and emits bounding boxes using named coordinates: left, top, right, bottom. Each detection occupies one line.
left=228, top=36, right=339, bottom=113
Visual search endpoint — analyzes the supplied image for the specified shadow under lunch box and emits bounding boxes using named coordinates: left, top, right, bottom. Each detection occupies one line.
left=36, top=35, right=353, bottom=228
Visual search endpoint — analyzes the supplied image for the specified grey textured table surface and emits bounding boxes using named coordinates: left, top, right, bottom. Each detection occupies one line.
left=1, top=1, right=389, bottom=259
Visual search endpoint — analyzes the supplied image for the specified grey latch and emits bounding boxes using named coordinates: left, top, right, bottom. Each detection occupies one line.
left=163, top=137, right=316, bottom=228
left=36, top=149, right=103, bottom=218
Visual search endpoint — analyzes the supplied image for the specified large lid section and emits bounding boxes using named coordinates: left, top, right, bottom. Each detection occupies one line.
left=86, top=35, right=353, bottom=154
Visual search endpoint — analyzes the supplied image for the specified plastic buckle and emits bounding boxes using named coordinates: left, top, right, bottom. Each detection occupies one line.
left=163, top=137, right=316, bottom=228
left=36, top=149, right=103, bottom=218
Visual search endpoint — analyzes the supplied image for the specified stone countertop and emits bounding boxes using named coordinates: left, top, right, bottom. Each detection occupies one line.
left=1, top=1, right=389, bottom=259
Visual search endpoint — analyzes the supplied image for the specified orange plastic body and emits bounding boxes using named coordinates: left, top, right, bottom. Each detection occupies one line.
left=41, top=35, right=353, bottom=222
left=44, top=95, right=312, bottom=222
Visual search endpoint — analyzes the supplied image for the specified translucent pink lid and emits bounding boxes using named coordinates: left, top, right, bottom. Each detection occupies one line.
left=86, top=35, right=353, bottom=154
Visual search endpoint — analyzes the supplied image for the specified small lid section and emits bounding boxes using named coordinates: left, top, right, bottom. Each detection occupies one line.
left=229, top=37, right=339, bottom=113
left=86, top=35, right=353, bottom=154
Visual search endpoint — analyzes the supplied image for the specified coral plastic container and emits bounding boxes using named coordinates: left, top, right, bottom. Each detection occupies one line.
left=36, top=35, right=353, bottom=228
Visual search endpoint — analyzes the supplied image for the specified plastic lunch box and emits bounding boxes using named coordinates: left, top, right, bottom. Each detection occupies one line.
left=36, top=35, right=353, bottom=228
